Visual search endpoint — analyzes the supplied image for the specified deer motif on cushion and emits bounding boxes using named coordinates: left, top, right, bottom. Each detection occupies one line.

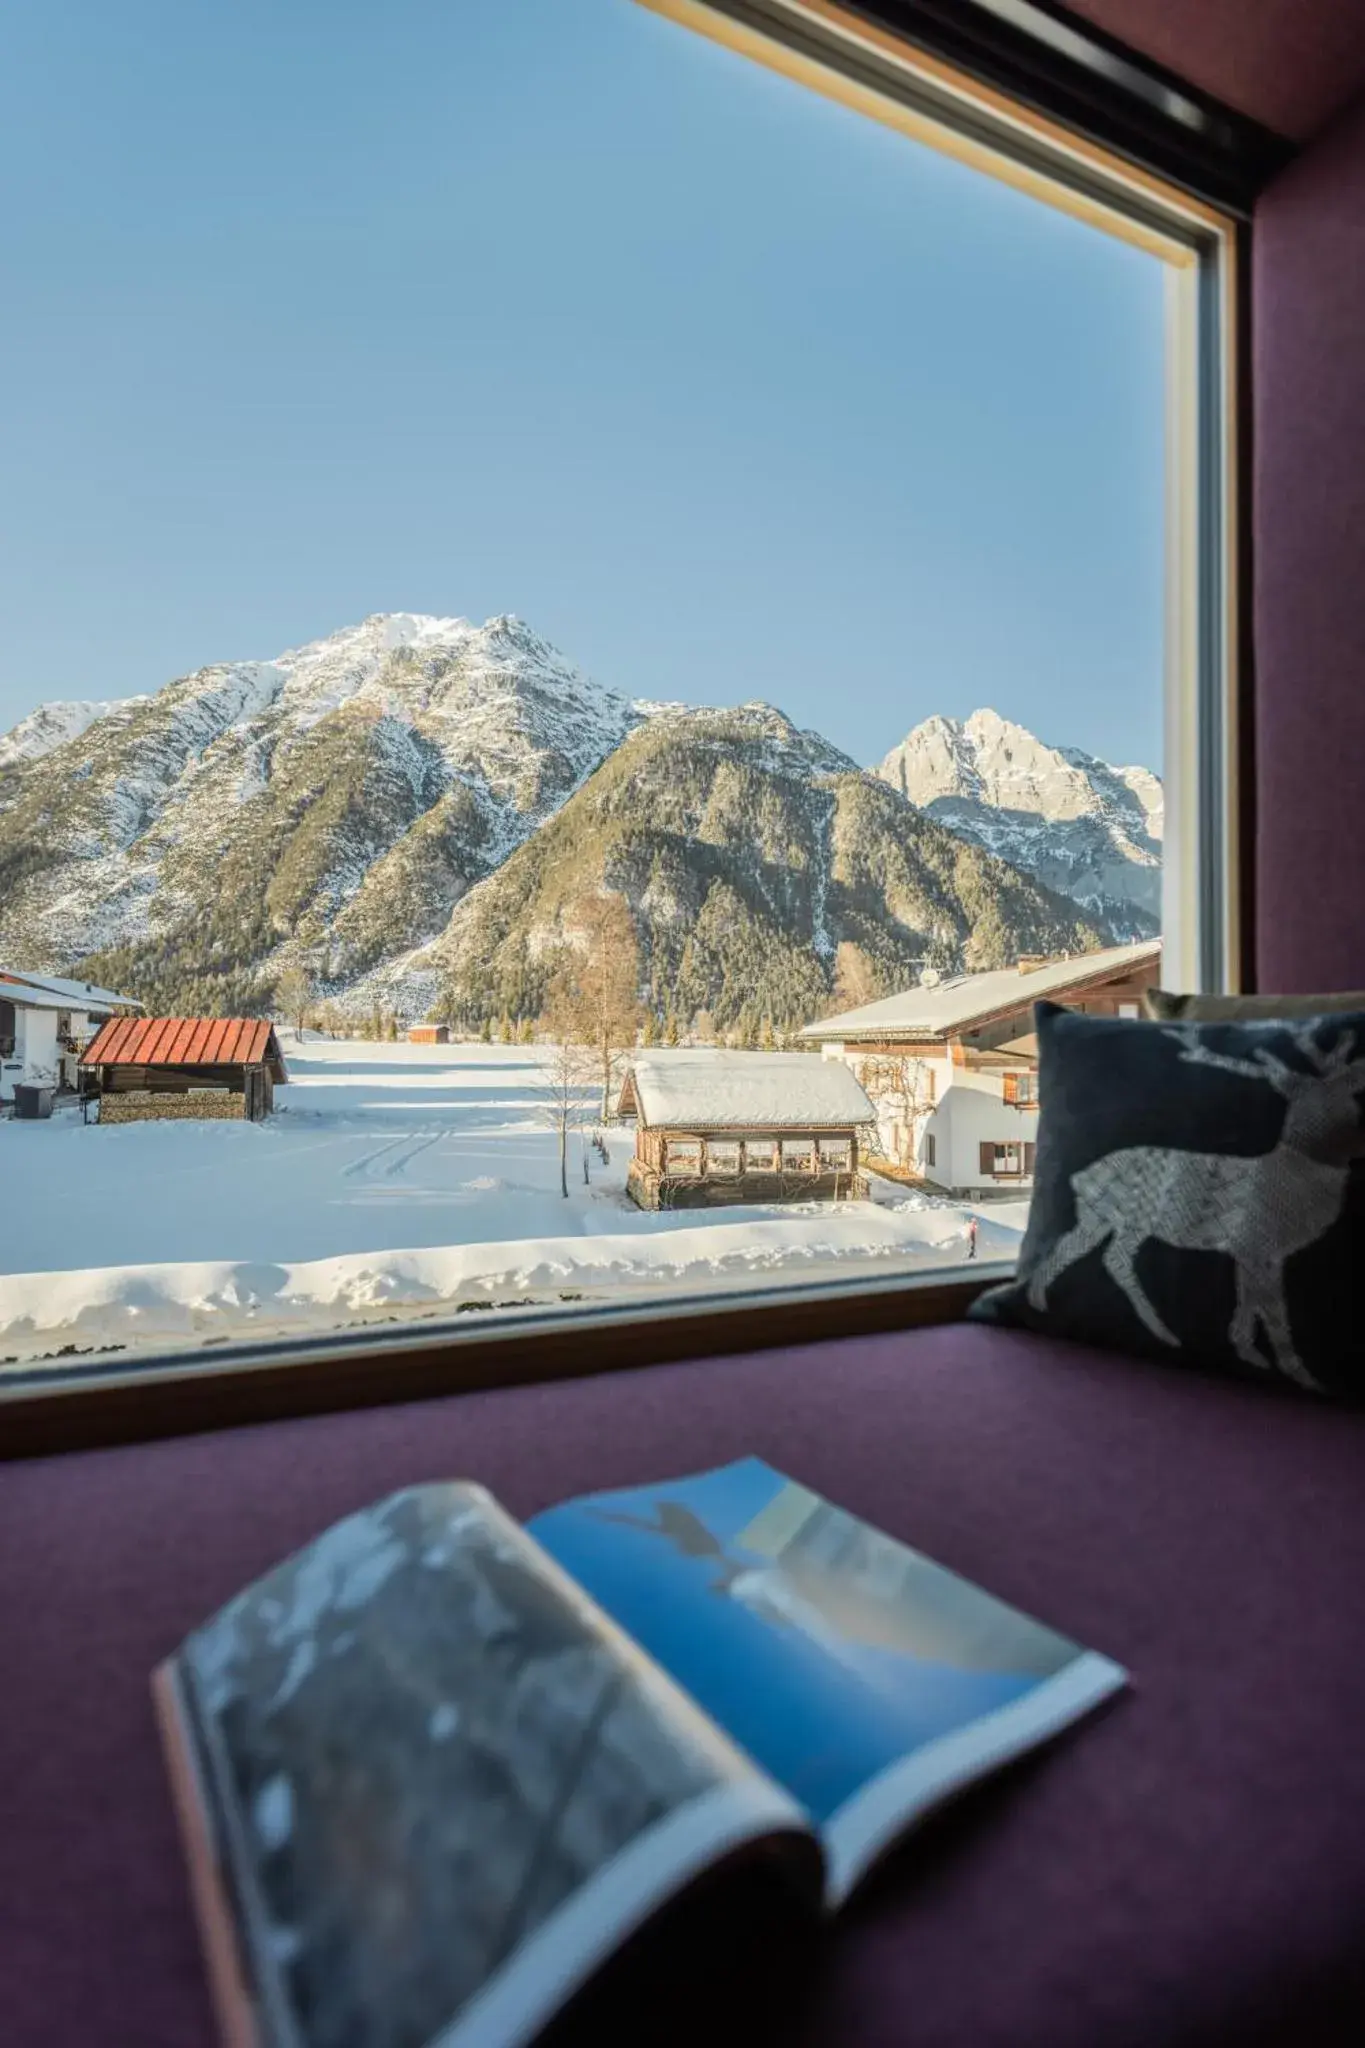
left=1027, top=1021, right=1365, bottom=1390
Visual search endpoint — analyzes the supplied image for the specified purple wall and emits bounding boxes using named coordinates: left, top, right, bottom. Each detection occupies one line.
left=1064, top=0, right=1365, bottom=141
left=1254, top=90, right=1365, bottom=991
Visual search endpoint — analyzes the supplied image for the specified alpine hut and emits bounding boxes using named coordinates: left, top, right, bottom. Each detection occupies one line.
left=80, top=1017, right=288, bottom=1124
left=618, top=1050, right=875, bottom=1209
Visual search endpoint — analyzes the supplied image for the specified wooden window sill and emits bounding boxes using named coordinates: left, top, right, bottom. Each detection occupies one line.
left=0, top=1261, right=1008, bottom=1463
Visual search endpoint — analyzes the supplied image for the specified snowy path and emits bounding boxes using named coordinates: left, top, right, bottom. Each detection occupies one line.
left=0, top=1038, right=1023, bottom=1363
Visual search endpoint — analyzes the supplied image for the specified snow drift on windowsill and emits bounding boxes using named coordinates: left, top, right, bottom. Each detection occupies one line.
left=0, top=1205, right=1018, bottom=1366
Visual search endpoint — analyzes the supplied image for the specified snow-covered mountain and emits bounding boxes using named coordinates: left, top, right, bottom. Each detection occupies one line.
left=876, top=708, right=1162, bottom=940
left=365, top=701, right=1106, bottom=1030
left=0, top=614, right=652, bottom=1003
left=0, top=696, right=144, bottom=770
left=0, top=626, right=1123, bottom=1023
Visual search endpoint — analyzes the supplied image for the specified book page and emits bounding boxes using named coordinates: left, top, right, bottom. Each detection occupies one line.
left=162, top=1484, right=813, bottom=2048
left=529, top=1460, right=1125, bottom=1904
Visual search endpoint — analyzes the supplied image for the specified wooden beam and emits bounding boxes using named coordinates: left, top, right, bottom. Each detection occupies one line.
left=0, top=1265, right=1005, bottom=1462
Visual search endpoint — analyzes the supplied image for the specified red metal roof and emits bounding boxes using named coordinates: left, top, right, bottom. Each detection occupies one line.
left=81, top=1016, right=281, bottom=1069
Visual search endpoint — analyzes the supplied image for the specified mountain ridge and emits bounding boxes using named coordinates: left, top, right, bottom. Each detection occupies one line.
left=1, top=618, right=1134, bottom=1022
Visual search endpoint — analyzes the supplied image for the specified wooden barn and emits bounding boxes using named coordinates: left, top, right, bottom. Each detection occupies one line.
left=80, top=1017, right=288, bottom=1124
left=408, top=1023, right=450, bottom=1045
left=618, top=1051, right=875, bottom=1210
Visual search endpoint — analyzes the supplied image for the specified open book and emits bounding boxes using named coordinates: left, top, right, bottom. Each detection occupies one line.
left=155, top=1459, right=1125, bottom=2048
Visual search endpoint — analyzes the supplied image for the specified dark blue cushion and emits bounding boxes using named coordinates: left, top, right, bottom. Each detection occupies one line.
left=970, top=1002, right=1365, bottom=1397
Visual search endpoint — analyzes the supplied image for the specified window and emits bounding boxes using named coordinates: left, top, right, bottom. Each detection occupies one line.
left=981, top=1142, right=1026, bottom=1179
left=1119, top=1003, right=1142, bottom=1019
left=0, top=0, right=1235, bottom=1399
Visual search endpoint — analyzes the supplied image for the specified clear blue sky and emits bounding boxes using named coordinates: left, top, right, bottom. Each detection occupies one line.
left=0, top=0, right=1166, bottom=770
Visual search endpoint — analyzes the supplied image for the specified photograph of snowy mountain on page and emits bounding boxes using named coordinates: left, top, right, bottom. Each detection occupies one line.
left=0, top=0, right=1165, bottom=1369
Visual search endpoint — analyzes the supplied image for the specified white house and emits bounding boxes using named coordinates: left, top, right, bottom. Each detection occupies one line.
left=799, top=941, right=1161, bottom=1197
left=0, top=970, right=142, bottom=1102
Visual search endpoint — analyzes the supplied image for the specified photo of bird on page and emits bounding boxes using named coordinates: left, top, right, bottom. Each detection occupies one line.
left=529, top=1457, right=1116, bottom=1892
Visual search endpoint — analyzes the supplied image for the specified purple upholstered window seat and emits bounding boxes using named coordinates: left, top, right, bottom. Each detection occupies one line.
left=5, top=1323, right=1365, bottom=2048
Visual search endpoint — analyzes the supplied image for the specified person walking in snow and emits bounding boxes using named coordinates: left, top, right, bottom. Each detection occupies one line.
left=966, top=1214, right=979, bottom=1261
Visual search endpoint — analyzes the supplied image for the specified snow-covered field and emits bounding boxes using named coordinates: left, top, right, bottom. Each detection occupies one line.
left=0, top=1040, right=1024, bottom=1366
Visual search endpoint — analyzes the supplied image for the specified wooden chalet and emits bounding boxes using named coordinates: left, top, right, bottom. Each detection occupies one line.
left=618, top=1051, right=876, bottom=1210
left=408, top=1023, right=450, bottom=1045
left=80, top=1017, right=288, bottom=1124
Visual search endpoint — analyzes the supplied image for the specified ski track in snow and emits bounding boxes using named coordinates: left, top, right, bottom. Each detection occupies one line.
left=0, top=1039, right=1024, bottom=1364
left=342, top=1126, right=450, bottom=1182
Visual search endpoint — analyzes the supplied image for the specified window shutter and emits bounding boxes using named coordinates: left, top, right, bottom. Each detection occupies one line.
left=1025, top=1142, right=1037, bottom=1176
left=1002, top=1073, right=1018, bottom=1105
left=979, top=1141, right=994, bottom=1177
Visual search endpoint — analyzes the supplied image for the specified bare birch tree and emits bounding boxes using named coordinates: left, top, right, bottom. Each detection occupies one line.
left=274, top=963, right=314, bottom=1041
left=540, top=968, right=598, bottom=1199
left=557, top=893, right=642, bottom=1122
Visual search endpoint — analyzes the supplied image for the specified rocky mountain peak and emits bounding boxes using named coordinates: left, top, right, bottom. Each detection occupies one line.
left=875, top=707, right=1162, bottom=940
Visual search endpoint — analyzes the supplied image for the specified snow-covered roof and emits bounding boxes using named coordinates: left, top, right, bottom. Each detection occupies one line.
left=0, top=982, right=70, bottom=1011
left=0, top=968, right=142, bottom=1012
left=800, top=940, right=1161, bottom=1042
left=620, top=1051, right=874, bottom=1130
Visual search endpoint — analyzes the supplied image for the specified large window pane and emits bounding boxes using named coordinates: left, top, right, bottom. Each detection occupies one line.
left=0, top=0, right=1173, bottom=1374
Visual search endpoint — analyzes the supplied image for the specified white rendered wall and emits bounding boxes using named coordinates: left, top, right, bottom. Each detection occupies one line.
left=940, top=1066, right=1039, bottom=1191
left=16, top=1007, right=60, bottom=1088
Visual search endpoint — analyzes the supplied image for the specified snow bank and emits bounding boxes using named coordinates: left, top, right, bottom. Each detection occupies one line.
left=0, top=1203, right=1018, bottom=1365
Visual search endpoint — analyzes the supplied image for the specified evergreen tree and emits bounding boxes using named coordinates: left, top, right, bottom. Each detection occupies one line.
left=479, top=1016, right=493, bottom=1044
left=663, top=1008, right=680, bottom=1047
left=499, top=1012, right=513, bottom=1044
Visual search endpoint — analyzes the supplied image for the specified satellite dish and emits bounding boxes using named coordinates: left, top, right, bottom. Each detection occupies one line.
left=919, top=966, right=941, bottom=988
